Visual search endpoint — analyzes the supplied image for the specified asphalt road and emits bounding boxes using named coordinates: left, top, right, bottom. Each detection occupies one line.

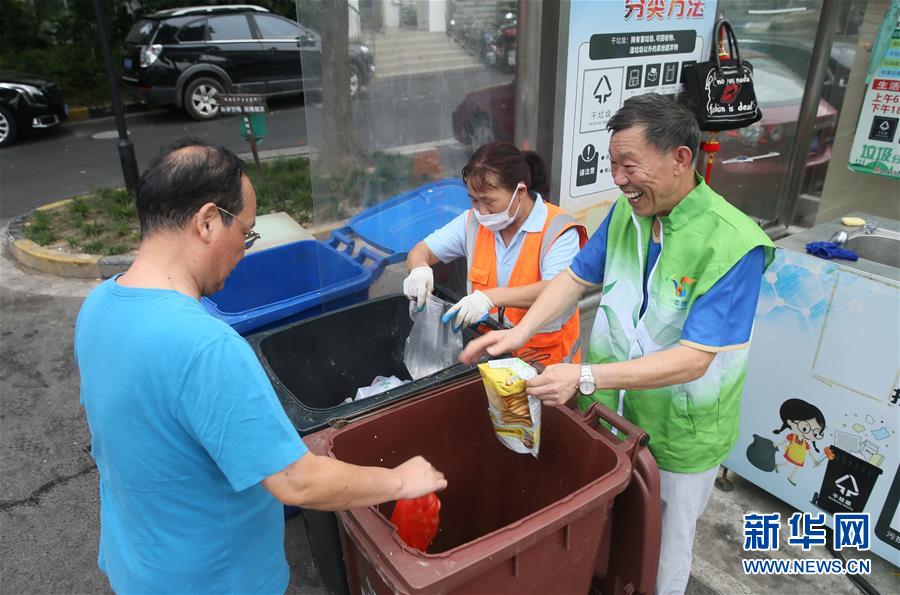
left=0, top=69, right=510, bottom=219
left=0, top=248, right=332, bottom=593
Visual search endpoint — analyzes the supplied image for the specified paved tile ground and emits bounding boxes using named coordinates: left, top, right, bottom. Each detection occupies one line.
left=2, top=249, right=896, bottom=594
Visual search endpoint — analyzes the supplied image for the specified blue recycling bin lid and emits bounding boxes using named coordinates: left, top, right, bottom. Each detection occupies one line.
left=329, top=179, right=471, bottom=264
left=201, top=239, right=387, bottom=335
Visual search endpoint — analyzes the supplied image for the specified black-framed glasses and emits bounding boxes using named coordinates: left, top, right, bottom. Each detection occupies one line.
left=217, top=206, right=261, bottom=249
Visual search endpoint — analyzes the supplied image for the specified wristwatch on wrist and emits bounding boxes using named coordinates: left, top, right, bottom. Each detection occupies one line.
left=578, top=364, right=596, bottom=395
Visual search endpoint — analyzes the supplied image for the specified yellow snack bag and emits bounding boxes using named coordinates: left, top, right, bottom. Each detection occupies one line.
left=477, top=358, right=540, bottom=457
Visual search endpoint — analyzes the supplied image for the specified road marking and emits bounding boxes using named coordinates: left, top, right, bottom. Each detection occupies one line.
left=91, top=131, right=121, bottom=140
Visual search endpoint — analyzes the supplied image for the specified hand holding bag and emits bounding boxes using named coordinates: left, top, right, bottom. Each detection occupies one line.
left=681, top=20, right=762, bottom=132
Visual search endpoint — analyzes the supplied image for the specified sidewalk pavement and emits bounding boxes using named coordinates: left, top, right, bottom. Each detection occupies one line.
left=1, top=245, right=896, bottom=594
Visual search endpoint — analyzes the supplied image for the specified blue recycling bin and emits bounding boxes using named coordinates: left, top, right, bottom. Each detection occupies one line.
left=201, top=178, right=471, bottom=336
left=201, top=240, right=386, bottom=335
left=328, top=178, right=471, bottom=264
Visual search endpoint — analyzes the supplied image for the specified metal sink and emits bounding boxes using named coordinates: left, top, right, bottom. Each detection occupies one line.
left=776, top=212, right=900, bottom=282
left=844, top=233, right=900, bottom=269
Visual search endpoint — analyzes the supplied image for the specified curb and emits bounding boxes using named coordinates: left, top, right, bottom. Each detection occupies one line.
left=6, top=201, right=134, bottom=280
left=7, top=134, right=461, bottom=279
left=66, top=102, right=156, bottom=123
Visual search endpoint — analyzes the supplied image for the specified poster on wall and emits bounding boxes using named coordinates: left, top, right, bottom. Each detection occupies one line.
left=724, top=248, right=900, bottom=565
left=559, top=0, right=718, bottom=229
left=847, top=10, right=900, bottom=180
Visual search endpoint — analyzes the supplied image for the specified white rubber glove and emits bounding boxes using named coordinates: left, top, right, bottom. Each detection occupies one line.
left=402, top=266, right=434, bottom=310
left=442, top=290, right=494, bottom=331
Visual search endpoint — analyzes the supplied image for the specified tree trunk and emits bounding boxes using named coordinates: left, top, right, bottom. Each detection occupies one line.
left=319, top=0, right=359, bottom=176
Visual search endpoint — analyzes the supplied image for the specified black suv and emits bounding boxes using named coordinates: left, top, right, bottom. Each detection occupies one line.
left=0, top=71, right=67, bottom=148
left=121, top=5, right=375, bottom=120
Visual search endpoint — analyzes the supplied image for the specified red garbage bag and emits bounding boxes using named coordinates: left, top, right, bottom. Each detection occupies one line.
left=390, top=492, right=441, bottom=551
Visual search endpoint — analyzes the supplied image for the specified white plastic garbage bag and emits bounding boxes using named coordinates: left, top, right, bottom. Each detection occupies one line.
left=403, top=294, right=463, bottom=380
left=356, top=375, right=409, bottom=400
left=343, top=375, right=411, bottom=404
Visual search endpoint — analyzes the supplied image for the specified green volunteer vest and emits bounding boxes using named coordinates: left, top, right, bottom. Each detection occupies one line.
left=578, top=176, right=774, bottom=473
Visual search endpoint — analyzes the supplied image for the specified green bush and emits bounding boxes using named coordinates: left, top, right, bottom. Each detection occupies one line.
left=20, top=152, right=431, bottom=255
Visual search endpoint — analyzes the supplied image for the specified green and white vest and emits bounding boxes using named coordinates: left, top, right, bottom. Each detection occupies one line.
left=578, top=177, right=774, bottom=473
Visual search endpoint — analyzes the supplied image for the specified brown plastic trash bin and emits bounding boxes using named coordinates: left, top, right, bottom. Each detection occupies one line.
left=590, top=405, right=662, bottom=594
left=304, top=375, right=656, bottom=594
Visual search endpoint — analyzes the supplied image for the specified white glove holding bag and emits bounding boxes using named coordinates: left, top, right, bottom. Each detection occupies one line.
left=442, top=290, right=494, bottom=332
left=402, top=266, right=434, bottom=310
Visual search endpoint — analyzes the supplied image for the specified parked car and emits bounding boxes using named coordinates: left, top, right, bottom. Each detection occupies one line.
left=0, top=71, right=67, bottom=148
left=121, top=5, right=375, bottom=120
left=451, top=79, right=514, bottom=152
left=740, top=38, right=856, bottom=109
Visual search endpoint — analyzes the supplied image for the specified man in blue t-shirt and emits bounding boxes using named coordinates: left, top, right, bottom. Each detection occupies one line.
left=75, top=140, right=447, bottom=594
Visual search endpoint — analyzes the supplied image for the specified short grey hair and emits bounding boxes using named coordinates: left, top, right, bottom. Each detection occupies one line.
left=607, top=93, right=700, bottom=164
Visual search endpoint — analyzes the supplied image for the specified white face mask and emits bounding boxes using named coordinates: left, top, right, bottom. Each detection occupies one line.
left=474, top=185, right=523, bottom=232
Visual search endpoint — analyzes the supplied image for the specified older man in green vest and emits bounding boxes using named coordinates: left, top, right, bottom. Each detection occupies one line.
left=461, top=93, right=774, bottom=595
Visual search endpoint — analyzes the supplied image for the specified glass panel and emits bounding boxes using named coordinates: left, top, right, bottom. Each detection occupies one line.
left=797, top=0, right=869, bottom=227
left=814, top=0, right=898, bottom=225
left=297, top=0, right=518, bottom=305
left=125, top=19, right=157, bottom=45
left=711, top=0, right=827, bottom=226
left=176, top=19, right=207, bottom=43
left=255, top=14, right=302, bottom=40
left=208, top=15, right=253, bottom=42
left=713, top=0, right=871, bottom=228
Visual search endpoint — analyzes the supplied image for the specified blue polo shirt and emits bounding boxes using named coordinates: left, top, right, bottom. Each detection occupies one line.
left=75, top=278, right=307, bottom=594
left=423, top=193, right=581, bottom=287
left=569, top=203, right=765, bottom=349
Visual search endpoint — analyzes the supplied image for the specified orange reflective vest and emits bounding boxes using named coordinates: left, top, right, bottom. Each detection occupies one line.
left=465, top=201, right=587, bottom=364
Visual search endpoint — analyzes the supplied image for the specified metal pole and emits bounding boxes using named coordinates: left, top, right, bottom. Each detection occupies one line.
left=242, top=112, right=262, bottom=177
left=777, top=0, right=839, bottom=229
left=92, top=0, right=140, bottom=193
left=514, top=0, right=541, bottom=152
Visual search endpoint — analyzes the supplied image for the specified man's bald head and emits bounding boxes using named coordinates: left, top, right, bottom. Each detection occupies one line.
left=136, top=139, right=247, bottom=237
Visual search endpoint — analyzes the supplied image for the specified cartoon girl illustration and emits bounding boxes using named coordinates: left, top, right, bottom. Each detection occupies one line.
left=773, top=398, right=827, bottom=486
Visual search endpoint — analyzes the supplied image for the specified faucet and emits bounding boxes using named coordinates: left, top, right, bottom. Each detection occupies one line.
left=829, top=230, right=848, bottom=245
left=864, top=222, right=878, bottom=234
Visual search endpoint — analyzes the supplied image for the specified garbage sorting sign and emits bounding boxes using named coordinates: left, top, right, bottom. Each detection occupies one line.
left=558, top=0, right=717, bottom=226
left=848, top=12, right=900, bottom=180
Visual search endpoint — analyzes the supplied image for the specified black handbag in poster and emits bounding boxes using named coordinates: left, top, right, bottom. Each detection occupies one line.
left=681, top=20, right=762, bottom=132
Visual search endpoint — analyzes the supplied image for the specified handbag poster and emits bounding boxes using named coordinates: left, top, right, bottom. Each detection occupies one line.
left=558, top=0, right=718, bottom=225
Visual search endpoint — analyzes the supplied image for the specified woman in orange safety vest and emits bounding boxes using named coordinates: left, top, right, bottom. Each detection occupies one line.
left=403, top=142, right=587, bottom=364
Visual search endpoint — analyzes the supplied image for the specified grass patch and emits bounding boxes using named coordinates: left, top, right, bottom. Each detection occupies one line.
left=23, top=211, right=57, bottom=246
left=22, top=152, right=433, bottom=255
left=23, top=188, right=140, bottom=256
left=247, top=157, right=314, bottom=224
